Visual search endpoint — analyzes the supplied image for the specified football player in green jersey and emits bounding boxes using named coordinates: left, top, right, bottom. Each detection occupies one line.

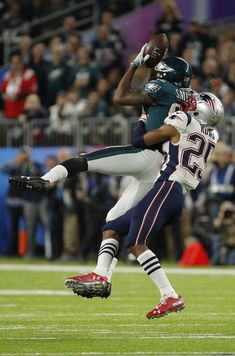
left=9, top=45, right=193, bottom=286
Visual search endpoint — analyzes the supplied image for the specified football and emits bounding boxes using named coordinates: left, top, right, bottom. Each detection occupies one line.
left=144, top=33, right=169, bottom=68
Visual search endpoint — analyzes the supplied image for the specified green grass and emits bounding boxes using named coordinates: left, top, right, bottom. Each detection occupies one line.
left=0, top=260, right=235, bottom=355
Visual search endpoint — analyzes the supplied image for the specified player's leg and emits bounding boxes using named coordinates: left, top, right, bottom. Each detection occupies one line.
left=8, top=146, right=161, bottom=192
left=125, top=180, right=185, bottom=318
left=70, top=149, right=164, bottom=295
left=64, top=209, right=133, bottom=298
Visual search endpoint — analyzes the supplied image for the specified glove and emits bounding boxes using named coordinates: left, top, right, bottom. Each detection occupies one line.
left=138, top=110, right=148, bottom=124
left=131, top=121, right=147, bottom=148
left=131, top=44, right=150, bottom=68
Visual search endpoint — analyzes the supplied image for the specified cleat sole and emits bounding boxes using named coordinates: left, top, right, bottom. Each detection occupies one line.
left=68, top=282, right=111, bottom=299
left=146, top=305, right=185, bottom=319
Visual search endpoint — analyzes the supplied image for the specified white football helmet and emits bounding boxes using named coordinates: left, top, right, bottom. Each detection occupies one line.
left=189, top=92, right=224, bottom=126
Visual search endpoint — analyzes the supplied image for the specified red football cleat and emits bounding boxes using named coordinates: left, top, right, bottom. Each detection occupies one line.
left=65, top=272, right=111, bottom=299
left=146, top=295, right=185, bottom=319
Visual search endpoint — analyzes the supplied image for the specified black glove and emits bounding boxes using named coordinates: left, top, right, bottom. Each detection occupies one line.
left=131, top=121, right=147, bottom=148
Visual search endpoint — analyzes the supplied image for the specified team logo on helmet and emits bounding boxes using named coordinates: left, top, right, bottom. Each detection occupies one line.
left=155, top=61, right=175, bottom=72
left=198, top=93, right=216, bottom=113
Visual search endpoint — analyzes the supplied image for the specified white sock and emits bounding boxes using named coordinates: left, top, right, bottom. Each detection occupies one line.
left=137, top=250, right=178, bottom=299
left=93, top=238, right=119, bottom=277
left=42, top=165, right=68, bottom=183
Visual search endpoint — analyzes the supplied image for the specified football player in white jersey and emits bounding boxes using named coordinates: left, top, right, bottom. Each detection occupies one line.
left=65, top=92, right=224, bottom=319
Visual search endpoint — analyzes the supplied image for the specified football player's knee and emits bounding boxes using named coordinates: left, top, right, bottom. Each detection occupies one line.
left=61, top=155, right=88, bottom=177
left=128, top=244, right=148, bottom=258
left=102, top=229, right=120, bottom=240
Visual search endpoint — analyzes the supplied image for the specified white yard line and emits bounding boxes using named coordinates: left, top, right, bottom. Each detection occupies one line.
left=0, top=353, right=234, bottom=356
left=0, top=263, right=235, bottom=275
left=0, top=290, right=71, bottom=296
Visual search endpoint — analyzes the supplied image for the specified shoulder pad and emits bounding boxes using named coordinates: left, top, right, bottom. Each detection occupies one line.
left=164, top=111, right=191, bottom=133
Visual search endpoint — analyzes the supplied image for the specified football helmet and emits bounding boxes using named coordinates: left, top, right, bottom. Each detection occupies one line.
left=190, top=92, right=224, bottom=126
left=155, top=57, right=192, bottom=88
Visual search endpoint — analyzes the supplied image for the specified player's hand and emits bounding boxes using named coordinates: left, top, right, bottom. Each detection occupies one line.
left=131, top=44, right=150, bottom=68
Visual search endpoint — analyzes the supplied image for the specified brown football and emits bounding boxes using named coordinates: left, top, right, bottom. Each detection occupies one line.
left=144, top=33, right=169, bottom=68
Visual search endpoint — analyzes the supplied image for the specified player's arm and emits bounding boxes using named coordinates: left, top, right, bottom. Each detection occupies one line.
left=114, top=44, right=153, bottom=106
left=143, top=124, right=180, bottom=146
left=114, top=66, right=153, bottom=106
left=131, top=121, right=179, bottom=148
left=131, top=111, right=189, bottom=148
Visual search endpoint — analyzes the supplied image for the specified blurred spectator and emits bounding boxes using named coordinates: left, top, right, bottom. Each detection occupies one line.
left=218, top=90, right=235, bottom=142
left=0, top=3, right=23, bottom=34
left=45, top=45, right=69, bottom=107
left=180, top=20, right=209, bottom=70
left=60, top=173, right=81, bottom=261
left=70, top=46, right=102, bottom=98
left=47, top=91, right=77, bottom=137
left=218, top=40, right=235, bottom=69
left=64, top=34, right=83, bottom=67
left=18, top=94, right=48, bottom=144
left=204, top=47, right=218, bottom=61
left=168, top=32, right=182, bottom=57
left=29, top=43, right=48, bottom=106
left=96, top=77, right=111, bottom=104
left=213, top=201, right=235, bottom=265
left=44, top=155, right=63, bottom=260
left=155, top=0, right=183, bottom=36
left=80, top=173, right=119, bottom=261
left=20, top=149, right=50, bottom=258
left=190, top=76, right=204, bottom=93
left=78, top=90, right=110, bottom=119
left=44, top=36, right=63, bottom=63
left=221, top=90, right=235, bottom=116
left=18, top=94, right=48, bottom=124
left=196, top=142, right=235, bottom=264
left=56, top=148, right=80, bottom=261
left=199, top=58, right=220, bottom=90
left=225, top=62, right=235, bottom=91
left=107, top=66, right=123, bottom=91
left=1, top=54, right=38, bottom=118
left=0, top=147, right=29, bottom=256
left=100, top=10, right=125, bottom=52
left=61, top=16, right=80, bottom=42
left=92, top=24, right=122, bottom=74
left=18, top=36, right=32, bottom=66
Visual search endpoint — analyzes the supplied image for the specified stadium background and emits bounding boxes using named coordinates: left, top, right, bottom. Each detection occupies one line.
left=0, top=0, right=235, bottom=264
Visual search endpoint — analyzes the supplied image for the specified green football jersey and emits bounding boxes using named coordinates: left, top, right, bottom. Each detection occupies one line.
left=144, top=79, right=191, bottom=132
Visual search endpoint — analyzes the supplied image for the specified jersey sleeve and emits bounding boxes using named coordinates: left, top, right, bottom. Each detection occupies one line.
left=164, top=111, right=191, bottom=134
left=144, top=79, right=166, bottom=102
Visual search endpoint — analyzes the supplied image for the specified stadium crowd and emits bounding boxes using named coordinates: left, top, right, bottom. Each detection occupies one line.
left=0, top=0, right=235, bottom=264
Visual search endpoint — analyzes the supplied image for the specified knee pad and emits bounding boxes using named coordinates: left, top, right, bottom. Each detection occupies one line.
left=61, top=155, right=88, bottom=177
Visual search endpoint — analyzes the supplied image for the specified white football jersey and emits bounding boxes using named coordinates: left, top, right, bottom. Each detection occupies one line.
left=157, top=111, right=219, bottom=191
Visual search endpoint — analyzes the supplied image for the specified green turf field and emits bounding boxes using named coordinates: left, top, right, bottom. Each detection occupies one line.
left=0, top=260, right=235, bottom=355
